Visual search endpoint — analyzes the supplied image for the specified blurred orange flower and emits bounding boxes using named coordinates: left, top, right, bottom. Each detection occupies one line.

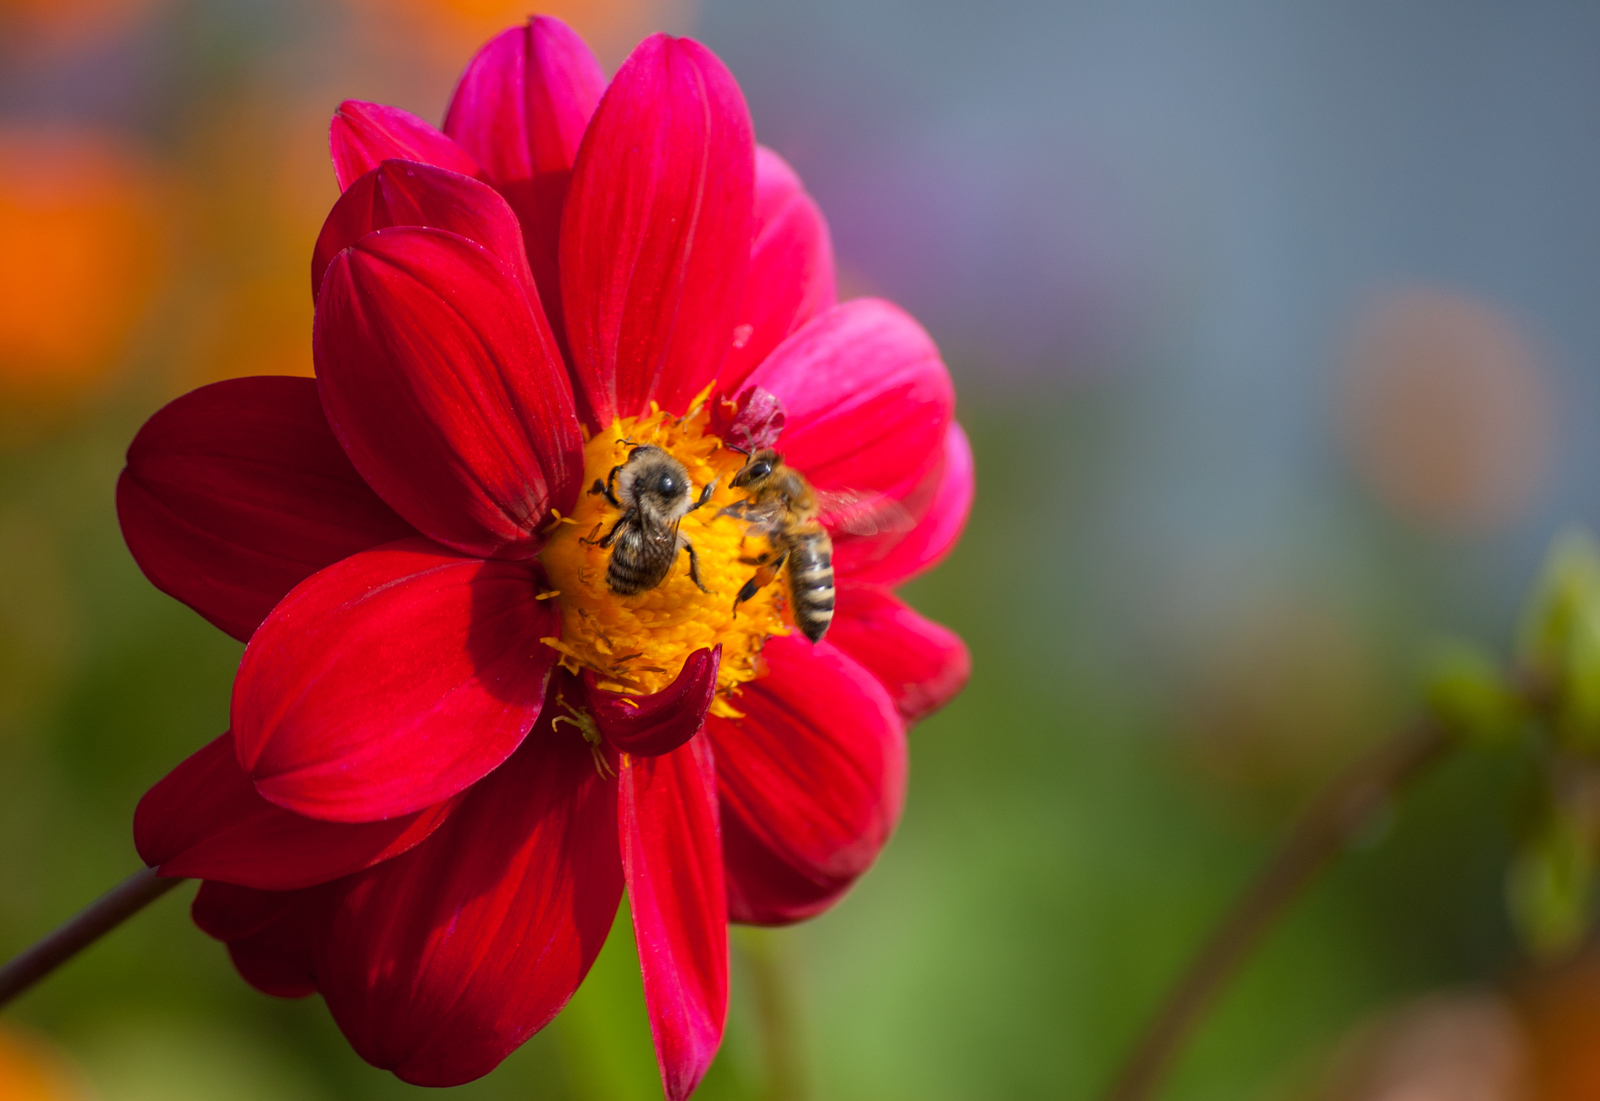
left=0, top=125, right=166, bottom=399
left=342, top=0, right=684, bottom=64
left=1515, top=953, right=1600, bottom=1100
left=0, top=0, right=171, bottom=55
left=0, top=1024, right=91, bottom=1101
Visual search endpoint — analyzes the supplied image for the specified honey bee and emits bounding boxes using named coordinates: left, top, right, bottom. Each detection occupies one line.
left=586, top=445, right=714, bottom=595
left=719, top=448, right=910, bottom=643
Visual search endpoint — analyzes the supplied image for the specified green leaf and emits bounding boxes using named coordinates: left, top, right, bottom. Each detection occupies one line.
left=1422, top=640, right=1524, bottom=747
left=1506, top=806, right=1595, bottom=959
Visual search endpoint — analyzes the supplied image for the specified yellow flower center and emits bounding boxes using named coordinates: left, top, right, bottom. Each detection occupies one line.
left=537, top=403, right=789, bottom=717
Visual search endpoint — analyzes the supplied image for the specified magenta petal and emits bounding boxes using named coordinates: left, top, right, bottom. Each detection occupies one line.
left=232, top=539, right=558, bottom=822
left=584, top=646, right=720, bottom=757
left=746, top=298, right=954, bottom=499
left=828, top=587, right=970, bottom=724
left=709, top=635, right=906, bottom=925
left=314, top=705, right=622, bottom=1087
left=315, top=227, right=582, bottom=558
left=619, top=733, right=728, bottom=1101
left=192, top=881, right=328, bottom=998
left=312, top=160, right=537, bottom=302
left=561, top=34, right=755, bottom=426
left=329, top=100, right=484, bottom=191
left=135, top=733, right=459, bottom=889
left=835, top=419, right=974, bottom=586
left=444, top=16, right=605, bottom=346
left=117, top=376, right=416, bottom=642
left=719, top=147, right=837, bottom=392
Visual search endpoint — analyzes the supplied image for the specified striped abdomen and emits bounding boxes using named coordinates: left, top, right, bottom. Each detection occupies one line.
left=607, top=525, right=676, bottom=595
left=785, top=526, right=835, bottom=643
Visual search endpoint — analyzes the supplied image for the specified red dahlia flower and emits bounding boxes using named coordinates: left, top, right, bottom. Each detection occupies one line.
left=119, top=16, right=971, bottom=1097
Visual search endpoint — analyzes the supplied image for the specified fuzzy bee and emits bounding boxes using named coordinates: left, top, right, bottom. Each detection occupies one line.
left=719, top=448, right=910, bottom=643
left=586, top=445, right=713, bottom=595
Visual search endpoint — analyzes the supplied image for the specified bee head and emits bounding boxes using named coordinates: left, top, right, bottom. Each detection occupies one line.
left=731, top=448, right=780, bottom=489
left=617, top=446, right=693, bottom=513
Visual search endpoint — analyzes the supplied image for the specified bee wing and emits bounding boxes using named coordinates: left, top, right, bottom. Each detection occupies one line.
left=718, top=496, right=787, bottom=536
left=816, top=488, right=916, bottom=537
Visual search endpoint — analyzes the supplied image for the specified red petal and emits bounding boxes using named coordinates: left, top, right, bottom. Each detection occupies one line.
left=718, top=147, right=837, bottom=392
left=835, top=419, right=974, bottom=586
left=314, top=227, right=582, bottom=558
left=192, top=881, right=329, bottom=998
left=136, top=733, right=459, bottom=889
left=232, top=539, right=557, bottom=822
left=443, top=16, right=605, bottom=349
left=619, top=733, right=727, bottom=1101
left=313, top=701, right=622, bottom=1087
left=584, top=646, right=719, bottom=757
left=312, top=160, right=537, bottom=302
left=117, top=376, right=416, bottom=643
left=709, top=636, right=906, bottom=925
left=745, top=298, right=953, bottom=499
left=328, top=100, right=484, bottom=191
left=561, top=34, right=755, bottom=426
left=827, top=587, right=969, bottom=724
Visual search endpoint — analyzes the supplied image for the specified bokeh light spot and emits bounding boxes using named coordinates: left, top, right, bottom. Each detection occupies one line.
left=1340, top=287, right=1552, bottom=534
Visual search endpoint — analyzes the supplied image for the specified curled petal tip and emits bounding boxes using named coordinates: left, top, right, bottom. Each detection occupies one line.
left=585, top=646, right=720, bottom=756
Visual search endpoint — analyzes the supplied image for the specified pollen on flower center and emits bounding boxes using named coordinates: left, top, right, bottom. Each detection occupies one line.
left=537, top=403, right=789, bottom=715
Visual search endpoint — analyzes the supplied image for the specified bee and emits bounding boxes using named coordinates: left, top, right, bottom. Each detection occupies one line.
left=719, top=449, right=910, bottom=644
left=586, top=445, right=714, bottom=595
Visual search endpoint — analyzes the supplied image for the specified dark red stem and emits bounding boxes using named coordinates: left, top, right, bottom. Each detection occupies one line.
left=0, top=867, right=184, bottom=1009
left=1101, top=718, right=1453, bottom=1101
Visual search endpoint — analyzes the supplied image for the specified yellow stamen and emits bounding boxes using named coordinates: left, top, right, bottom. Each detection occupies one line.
left=538, top=405, right=790, bottom=704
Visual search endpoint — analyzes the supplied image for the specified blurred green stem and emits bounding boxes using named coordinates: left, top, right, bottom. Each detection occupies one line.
left=735, top=927, right=806, bottom=1101
left=1101, top=718, right=1453, bottom=1101
left=0, top=867, right=183, bottom=1009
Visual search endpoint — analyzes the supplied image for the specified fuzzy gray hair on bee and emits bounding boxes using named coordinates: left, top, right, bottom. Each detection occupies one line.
left=585, top=445, right=714, bottom=596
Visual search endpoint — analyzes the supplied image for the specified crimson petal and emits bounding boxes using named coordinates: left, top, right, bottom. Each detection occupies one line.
left=710, top=635, right=906, bottom=925
left=561, top=34, right=755, bottom=427
left=745, top=298, right=953, bottom=499
left=827, top=587, right=970, bottom=724
left=312, top=159, right=537, bottom=302
left=315, top=226, right=582, bottom=558
left=192, top=881, right=328, bottom=998
left=444, top=15, right=605, bottom=348
left=232, top=539, right=557, bottom=822
left=136, top=733, right=459, bottom=889
left=718, top=147, right=837, bottom=392
left=117, top=376, right=416, bottom=643
left=834, top=419, right=974, bottom=586
left=619, top=733, right=728, bottom=1101
left=328, top=100, right=484, bottom=191
left=584, top=646, right=720, bottom=757
left=314, top=704, right=622, bottom=1087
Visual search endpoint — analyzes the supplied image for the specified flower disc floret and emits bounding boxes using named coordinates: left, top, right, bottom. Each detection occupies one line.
left=538, top=403, right=788, bottom=709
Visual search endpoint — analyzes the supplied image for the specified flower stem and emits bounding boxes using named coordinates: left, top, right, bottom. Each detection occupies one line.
left=0, top=867, right=184, bottom=1009
left=1100, top=718, right=1454, bottom=1101
left=735, top=928, right=807, bottom=1101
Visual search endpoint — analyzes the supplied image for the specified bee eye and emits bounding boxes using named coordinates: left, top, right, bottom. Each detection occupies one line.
left=657, top=474, right=677, bottom=495
left=751, top=461, right=772, bottom=479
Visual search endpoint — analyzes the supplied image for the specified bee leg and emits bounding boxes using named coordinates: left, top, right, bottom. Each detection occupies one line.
left=584, top=508, right=633, bottom=547
left=731, top=553, right=786, bottom=617
left=717, top=499, right=751, bottom=522
left=679, top=534, right=711, bottom=593
left=602, top=464, right=624, bottom=507
left=685, top=479, right=717, bottom=514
